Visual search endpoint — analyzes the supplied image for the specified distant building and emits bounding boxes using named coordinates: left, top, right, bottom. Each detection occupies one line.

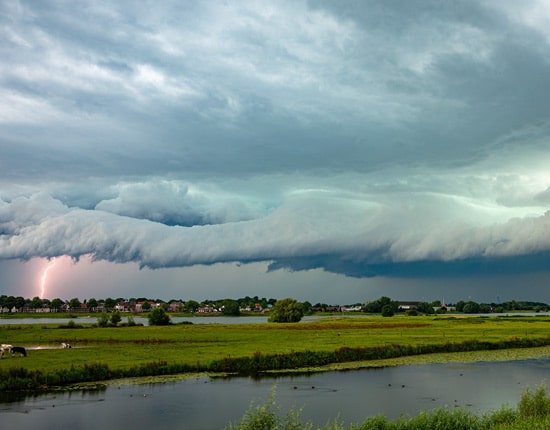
left=397, top=301, right=420, bottom=311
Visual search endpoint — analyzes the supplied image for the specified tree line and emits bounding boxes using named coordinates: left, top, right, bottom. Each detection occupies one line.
left=1, top=294, right=548, bottom=316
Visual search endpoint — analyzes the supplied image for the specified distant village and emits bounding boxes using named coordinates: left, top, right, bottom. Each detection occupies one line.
left=1, top=294, right=549, bottom=315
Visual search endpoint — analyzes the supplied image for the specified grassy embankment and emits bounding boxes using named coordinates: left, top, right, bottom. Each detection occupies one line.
left=2, top=315, right=550, bottom=391
left=228, top=385, right=550, bottom=430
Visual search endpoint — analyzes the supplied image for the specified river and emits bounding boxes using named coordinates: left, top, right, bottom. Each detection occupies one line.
left=2, top=359, right=549, bottom=429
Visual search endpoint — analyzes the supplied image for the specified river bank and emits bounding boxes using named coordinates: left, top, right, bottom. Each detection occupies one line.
left=2, top=315, right=550, bottom=392
left=4, top=358, right=550, bottom=430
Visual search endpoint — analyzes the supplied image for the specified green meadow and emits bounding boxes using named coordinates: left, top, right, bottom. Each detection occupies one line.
left=2, top=315, right=550, bottom=389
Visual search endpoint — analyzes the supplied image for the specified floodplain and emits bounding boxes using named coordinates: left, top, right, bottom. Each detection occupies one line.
left=2, top=314, right=550, bottom=390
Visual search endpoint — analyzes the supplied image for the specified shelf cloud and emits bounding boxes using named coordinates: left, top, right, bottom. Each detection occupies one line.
left=1, top=0, right=549, bottom=300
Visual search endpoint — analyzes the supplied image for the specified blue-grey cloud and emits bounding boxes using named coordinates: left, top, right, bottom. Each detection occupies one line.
left=0, top=0, right=549, bottom=287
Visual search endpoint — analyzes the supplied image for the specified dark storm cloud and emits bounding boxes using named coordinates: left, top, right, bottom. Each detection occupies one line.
left=0, top=0, right=549, bottom=282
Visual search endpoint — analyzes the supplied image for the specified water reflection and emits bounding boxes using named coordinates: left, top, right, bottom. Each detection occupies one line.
left=2, top=359, right=549, bottom=429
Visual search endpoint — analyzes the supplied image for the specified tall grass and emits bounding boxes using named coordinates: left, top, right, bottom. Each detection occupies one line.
left=226, top=385, right=550, bottom=430
left=2, top=336, right=550, bottom=391
left=3, top=316, right=550, bottom=391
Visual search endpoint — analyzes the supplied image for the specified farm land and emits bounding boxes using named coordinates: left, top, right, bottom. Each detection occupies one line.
left=2, top=315, right=550, bottom=391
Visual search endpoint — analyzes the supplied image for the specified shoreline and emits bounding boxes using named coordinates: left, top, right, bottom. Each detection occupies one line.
left=65, top=345, right=550, bottom=391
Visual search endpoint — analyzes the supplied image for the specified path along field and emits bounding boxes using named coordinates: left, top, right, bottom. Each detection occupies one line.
left=1, top=315, right=550, bottom=388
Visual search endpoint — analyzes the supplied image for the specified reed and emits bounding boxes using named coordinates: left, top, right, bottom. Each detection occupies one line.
left=226, top=385, right=550, bottom=430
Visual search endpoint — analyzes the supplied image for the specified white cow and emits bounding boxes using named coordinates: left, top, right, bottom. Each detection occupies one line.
left=1, top=344, right=13, bottom=359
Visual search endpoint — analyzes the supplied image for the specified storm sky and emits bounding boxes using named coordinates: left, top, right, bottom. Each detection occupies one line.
left=1, top=0, right=549, bottom=303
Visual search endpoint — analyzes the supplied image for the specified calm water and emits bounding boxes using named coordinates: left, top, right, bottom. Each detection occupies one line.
left=0, top=315, right=268, bottom=325
left=2, top=359, right=550, bottom=429
left=2, top=313, right=549, bottom=327
left=0, top=315, right=343, bottom=326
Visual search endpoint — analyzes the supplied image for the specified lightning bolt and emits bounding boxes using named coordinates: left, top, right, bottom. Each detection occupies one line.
left=40, top=258, right=57, bottom=299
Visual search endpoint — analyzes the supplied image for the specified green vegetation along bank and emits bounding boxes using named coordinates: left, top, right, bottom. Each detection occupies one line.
left=227, top=385, right=550, bottom=430
left=2, top=315, right=550, bottom=392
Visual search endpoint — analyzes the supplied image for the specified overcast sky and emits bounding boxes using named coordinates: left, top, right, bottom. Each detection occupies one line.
left=1, top=0, right=549, bottom=303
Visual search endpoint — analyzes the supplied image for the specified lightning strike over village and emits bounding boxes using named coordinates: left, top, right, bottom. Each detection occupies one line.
left=1, top=1, right=550, bottom=428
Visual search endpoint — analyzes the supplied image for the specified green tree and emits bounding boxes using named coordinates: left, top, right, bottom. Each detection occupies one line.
left=110, top=311, right=122, bottom=326
left=97, top=313, right=109, bottom=327
left=463, top=301, right=480, bottom=314
left=141, top=301, right=152, bottom=311
left=365, top=296, right=398, bottom=314
left=15, top=296, right=25, bottom=311
left=268, top=298, right=304, bottom=323
left=3, top=296, right=16, bottom=312
left=416, top=302, right=435, bottom=315
left=30, top=296, right=43, bottom=309
left=87, top=298, right=98, bottom=310
left=185, top=300, right=199, bottom=312
left=148, top=307, right=171, bottom=326
left=479, top=303, right=492, bottom=313
left=50, top=298, right=63, bottom=310
left=104, top=297, right=116, bottom=310
left=69, top=297, right=81, bottom=309
left=222, top=299, right=240, bottom=316
left=381, top=304, right=395, bottom=317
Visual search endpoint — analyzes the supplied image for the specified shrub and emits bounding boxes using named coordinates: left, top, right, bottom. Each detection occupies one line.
left=97, top=313, right=109, bottom=327
left=518, top=385, right=550, bottom=418
left=110, top=311, right=122, bottom=326
left=381, top=305, right=394, bottom=317
left=268, top=298, right=304, bottom=323
left=148, top=307, right=171, bottom=326
left=227, top=389, right=311, bottom=430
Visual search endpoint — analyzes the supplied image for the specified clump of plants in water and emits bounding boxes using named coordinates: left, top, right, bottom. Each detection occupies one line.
left=226, top=385, right=550, bottom=430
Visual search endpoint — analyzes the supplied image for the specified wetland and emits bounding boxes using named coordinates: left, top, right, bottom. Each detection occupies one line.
left=2, top=314, right=550, bottom=428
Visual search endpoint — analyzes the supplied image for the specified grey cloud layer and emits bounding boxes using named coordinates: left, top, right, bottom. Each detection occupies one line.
left=1, top=184, right=548, bottom=277
left=0, top=0, right=549, bottom=279
left=2, top=0, right=550, bottom=179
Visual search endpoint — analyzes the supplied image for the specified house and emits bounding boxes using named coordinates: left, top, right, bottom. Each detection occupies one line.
left=168, top=301, right=184, bottom=312
left=398, top=301, right=420, bottom=311
left=197, top=305, right=217, bottom=313
left=135, top=301, right=158, bottom=312
left=115, top=301, right=133, bottom=312
left=342, top=305, right=363, bottom=312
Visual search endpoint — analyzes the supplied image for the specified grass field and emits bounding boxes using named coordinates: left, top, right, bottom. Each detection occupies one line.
left=0, top=316, right=550, bottom=430
left=1, top=314, right=550, bottom=387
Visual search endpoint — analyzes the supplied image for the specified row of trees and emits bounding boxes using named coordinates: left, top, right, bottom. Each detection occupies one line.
left=0, top=295, right=283, bottom=314
left=2, top=294, right=549, bottom=316
left=0, top=295, right=121, bottom=312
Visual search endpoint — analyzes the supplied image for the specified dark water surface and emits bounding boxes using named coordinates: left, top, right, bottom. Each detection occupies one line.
left=2, top=359, right=550, bottom=429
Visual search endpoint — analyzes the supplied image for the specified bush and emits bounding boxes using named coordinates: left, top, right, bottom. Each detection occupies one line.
left=268, top=298, right=304, bottom=323
left=110, top=311, right=122, bottom=326
left=518, top=385, right=550, bottom=418
left=381, top=305, right=394, bottom=317
left=225, top=385, right=550, bottom=430
left=227, top=389, right=310, bottom=430
left=97, top=313, right=109, bottom=327
left=148, top=307, right=171, bottom=326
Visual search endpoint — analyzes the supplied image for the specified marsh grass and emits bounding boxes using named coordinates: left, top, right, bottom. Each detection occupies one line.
left=227, top=385, right=550, bottom=430
left=2, top=316, right=550, bottom=390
